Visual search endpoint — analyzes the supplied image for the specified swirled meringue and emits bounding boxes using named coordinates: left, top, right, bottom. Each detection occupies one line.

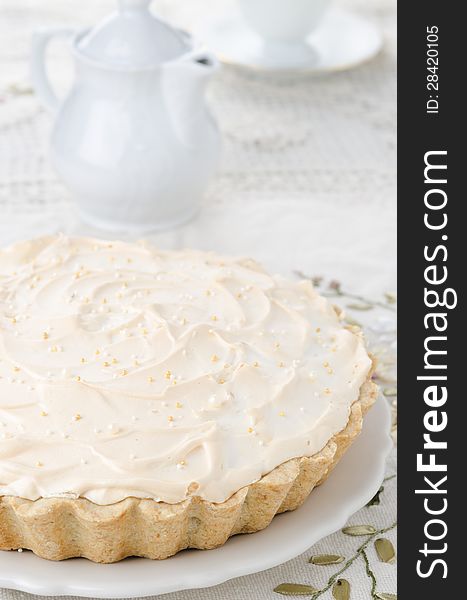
left=0, top=235, right=371, bottom=504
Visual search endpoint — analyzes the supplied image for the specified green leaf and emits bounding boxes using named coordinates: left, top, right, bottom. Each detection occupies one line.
left=375, top=538, right=396, bottom=564
left=375, top=593, right=397, bottom=600
left=342, top=524, right=376, bottom=536
left=347, top=303, right=373, bottom=311
left=274, top=583, right=319, bottom=596
left=332, top=579, right=350, bottom=600
left=309, top=554, right=345, bottom=565
left=366, top=486, right=384, bottom=507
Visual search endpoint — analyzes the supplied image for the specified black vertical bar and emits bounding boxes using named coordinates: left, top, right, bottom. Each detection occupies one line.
left=398, top=0, right=462, bottom=596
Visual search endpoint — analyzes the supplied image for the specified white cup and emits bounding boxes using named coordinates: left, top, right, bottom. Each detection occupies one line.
left=237, top=0, right=331, bottom=45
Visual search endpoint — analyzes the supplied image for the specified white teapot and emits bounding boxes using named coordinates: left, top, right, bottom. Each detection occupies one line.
left=31, top=0, right=221, bottom=232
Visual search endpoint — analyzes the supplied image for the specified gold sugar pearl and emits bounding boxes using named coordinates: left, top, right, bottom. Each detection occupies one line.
left=95, top=349, right=101, bottom=355
left=175, top=402, right=183, bottom=409
left=12, top=366, right=20, bottom=372
left=74, top=375, right=81, bottom=382
left=211, top=315, right=218, bottom=321
left=211, top=354, right=219, bottom=363
left=147, top=376, right=155, bottom=383
left=40, top=411, right=48, bottom=417
left=167, top=415, right=174, bottom=422
left=278, top=361, right=285, bottom=368
left=120, top=369, right=128, bottom=376
left=36, top=461, right=44, bottom=468
left=80, top=357, right=87, bottom=364
left=111, top=357, right=118, bottom=364
left=73, top=413, right=82, bottom=421
left=315, top=327, right=321, bottom=333
left=247, top=427, right=254, bottom=433
left=324, top=387, right=332, bottom=395
left=218, top=378, right=225, bottom=385
left=278, top=411, right=286, bottom=417
left=103, top=361, right=110, bottom=367
left=253, top=361, right=260, bottom=367
left=42, top=332, right=49, bottom=340
left=165, top=370, right=172, bottom=379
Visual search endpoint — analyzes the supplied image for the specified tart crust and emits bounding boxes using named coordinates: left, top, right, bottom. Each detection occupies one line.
left=0, top=378, right=378, bottom=563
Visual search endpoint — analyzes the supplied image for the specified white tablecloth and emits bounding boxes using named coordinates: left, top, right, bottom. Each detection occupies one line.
left=0, top=0, right=396, bottom=598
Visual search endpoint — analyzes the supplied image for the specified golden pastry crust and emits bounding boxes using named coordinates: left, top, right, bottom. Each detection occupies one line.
left=0, top=378, right=377, bottom=563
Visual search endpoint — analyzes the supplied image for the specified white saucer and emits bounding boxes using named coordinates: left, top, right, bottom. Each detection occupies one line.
left=0, top=394, right=391, bottom=598
left=195, top=7, right=383, bottom=73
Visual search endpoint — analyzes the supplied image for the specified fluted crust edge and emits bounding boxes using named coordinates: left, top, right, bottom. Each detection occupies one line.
left=0, top=380, right=377, bottom=563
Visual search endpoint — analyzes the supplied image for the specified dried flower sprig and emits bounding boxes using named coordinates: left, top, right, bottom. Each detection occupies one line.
left=273, top=521, right=397, bottom=599
left=294, top=271, right=396, bottom=313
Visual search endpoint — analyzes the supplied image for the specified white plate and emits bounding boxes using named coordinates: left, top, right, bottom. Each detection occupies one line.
left=0, top=394, right=392, bottom=598
left=195, top=7, right=383, bottom=73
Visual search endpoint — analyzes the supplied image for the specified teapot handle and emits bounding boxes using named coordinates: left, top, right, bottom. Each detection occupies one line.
left=31, top=27, right=76, bottom=114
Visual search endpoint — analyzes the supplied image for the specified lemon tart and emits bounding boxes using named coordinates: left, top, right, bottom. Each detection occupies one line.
left=0, top=235, right=377, bottom=562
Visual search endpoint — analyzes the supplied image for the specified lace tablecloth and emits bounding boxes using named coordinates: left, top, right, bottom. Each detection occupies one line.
left=0, top=0, right=396, bottom=598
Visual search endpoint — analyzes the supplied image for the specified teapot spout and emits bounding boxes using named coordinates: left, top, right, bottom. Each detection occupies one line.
left=163, top=50, right=219, bottom=147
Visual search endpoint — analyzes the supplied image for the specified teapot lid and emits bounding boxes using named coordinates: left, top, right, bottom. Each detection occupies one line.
left=76, top=0, right=190, bottom=68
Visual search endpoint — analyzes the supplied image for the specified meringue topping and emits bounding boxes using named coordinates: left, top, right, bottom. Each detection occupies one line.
left=0, top=235, right=371, bottom=504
